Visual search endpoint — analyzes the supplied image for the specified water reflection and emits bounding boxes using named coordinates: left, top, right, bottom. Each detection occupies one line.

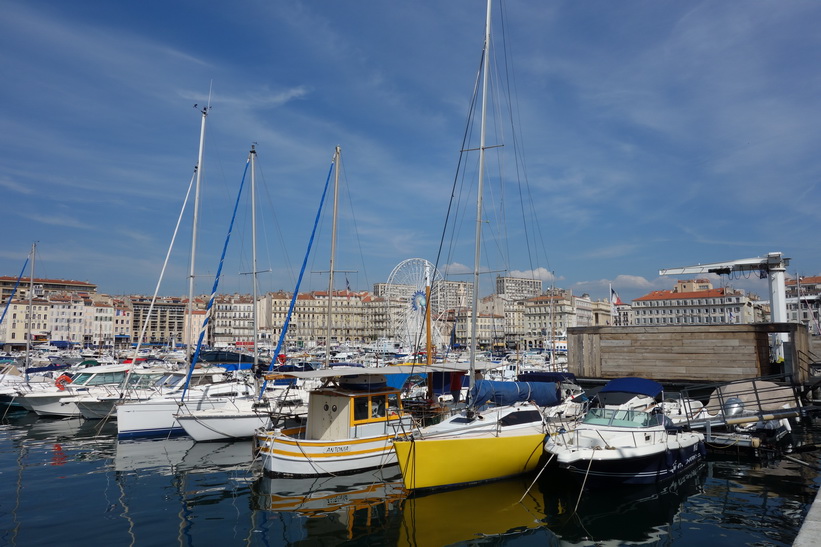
left=115, top=436, right=252, bottom=474
left=543, top=463, right=707, bottom=545
left=252, top=467, right=406, bottom=543
left=398, top=475, right=555, bottom=545
left=0, top=412, right=816, bottom=546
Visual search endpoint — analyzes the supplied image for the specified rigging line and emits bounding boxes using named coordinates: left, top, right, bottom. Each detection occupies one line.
left=258, top=157, right=335, bottom=397
left=0, top=255, right=28, bottom=328
left=181, top=155, right=250, bottom=402
left=124, top=169, right=197, bottom=393
left=498, top=1, right=543, bottom=276
left=338, top=155, right=370, bottom=290
left=255, top=155, right=297, bottom=290
left=432, top=45, right=485, bottom=279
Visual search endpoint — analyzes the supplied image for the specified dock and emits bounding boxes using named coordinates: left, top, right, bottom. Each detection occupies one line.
left=794, top=478, right=821, bottom=546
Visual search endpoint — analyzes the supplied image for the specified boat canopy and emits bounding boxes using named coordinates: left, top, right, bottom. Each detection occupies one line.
left=599, top=377, right=663, bottom=398
left=469, top=379, right=561, bottom=408
left=517, top=371, right=577, bottom=383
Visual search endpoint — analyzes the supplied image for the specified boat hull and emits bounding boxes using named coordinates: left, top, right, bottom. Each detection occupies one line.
left=392, top=427, right=546, bottom=491
left=255, top=429, right=400, bottom=477
left=117, top=398, right=229, bottom=440
left=549, top=433, right=706, bottom=486
left=22, top=392, right=81, bottom=417
left=177, top=411, right=273, bottom=442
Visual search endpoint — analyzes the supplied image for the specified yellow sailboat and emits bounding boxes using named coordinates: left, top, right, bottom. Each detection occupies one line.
left=393, top=0, right=550, bottom=492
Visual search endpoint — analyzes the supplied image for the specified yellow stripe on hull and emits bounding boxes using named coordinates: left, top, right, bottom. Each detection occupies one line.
left=258, top=433, right=399, bottom=476
left=393, top=431, right=545, bottom=491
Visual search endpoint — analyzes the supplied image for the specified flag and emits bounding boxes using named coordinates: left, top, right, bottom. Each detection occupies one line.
left=610, top=288, right=623, bottom=306
left=345, top=276, right=352, bottom=300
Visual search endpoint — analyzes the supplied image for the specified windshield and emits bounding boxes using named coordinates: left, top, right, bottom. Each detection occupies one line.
left=582, top=407, right=654, bottom=428
left=72, top=370, right=128, bottom=386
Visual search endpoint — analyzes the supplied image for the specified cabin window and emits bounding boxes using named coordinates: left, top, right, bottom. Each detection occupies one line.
left=371, top=395, right=386, bottom=418
left=353, top=396, right=369, bottom=421
left=387, top=393, right=400, bottom=413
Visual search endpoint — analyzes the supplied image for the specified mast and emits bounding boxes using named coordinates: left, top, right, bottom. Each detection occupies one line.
left=188, top=104, right=208, bottom=366
left=324, top=146, right=341, bottom=369
left=250, top=145, right=259, bottom=372
left=425, top=263, right=433, bottom=366
left=25, top=242, right=35, bottom=378
left=469, top=0, right=492, bottom=395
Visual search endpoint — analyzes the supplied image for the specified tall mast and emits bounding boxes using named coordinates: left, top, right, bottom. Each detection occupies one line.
left=469, top=0, right=492, bottom=394
left=188, top=104, right=208, bottom=366
left=250, top=145, right=259, bottom=371
left=25, top=242, right=35, bottom=376
left=425, top=263, right=433, bottom=366
left=324, top=146, right=341, bottom=369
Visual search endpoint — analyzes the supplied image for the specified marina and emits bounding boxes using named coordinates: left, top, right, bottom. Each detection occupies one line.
left=2, top=1, right=821, bottom=545
left=0, top=409, right=819, bottom=545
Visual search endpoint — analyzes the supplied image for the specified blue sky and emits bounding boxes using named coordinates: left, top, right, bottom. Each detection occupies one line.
left=1, top=1, right=819, bottom=304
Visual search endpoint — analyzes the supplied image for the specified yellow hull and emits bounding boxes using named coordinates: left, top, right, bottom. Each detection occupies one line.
left=393, top=429, right=545, bottom=491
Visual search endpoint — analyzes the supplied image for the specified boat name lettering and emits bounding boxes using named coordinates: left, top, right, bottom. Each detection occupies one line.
left=325, top=445, right=350, bottom=453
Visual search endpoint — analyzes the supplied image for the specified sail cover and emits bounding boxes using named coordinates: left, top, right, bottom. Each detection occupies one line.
left=469, top=379, right=561, bottom=407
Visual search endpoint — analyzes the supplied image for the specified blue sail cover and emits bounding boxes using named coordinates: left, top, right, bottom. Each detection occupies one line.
left=599, top=377, right=663, bottom=398
left=469, top=379, right=561, bottom=408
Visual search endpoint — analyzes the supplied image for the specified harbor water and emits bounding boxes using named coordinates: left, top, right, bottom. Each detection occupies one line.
left=0, top=409, right=819, bottom=546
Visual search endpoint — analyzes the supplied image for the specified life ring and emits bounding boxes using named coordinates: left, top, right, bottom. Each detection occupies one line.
left=55, top=374, right=72, bottom=391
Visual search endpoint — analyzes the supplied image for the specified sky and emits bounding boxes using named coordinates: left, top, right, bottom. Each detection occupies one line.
left=1, top=0, right=819, bottom=305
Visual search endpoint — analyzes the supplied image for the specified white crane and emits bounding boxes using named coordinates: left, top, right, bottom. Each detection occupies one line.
left=659, top=251, right=790, bottom=359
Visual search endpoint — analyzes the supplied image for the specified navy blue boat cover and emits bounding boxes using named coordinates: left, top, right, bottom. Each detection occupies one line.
left=469, top=379, right=561, bottom=407
left=599, top=377, right=663, bottom=397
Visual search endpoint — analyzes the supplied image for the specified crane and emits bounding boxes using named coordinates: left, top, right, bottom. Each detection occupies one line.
left=660, top=252, right=790, bottom=359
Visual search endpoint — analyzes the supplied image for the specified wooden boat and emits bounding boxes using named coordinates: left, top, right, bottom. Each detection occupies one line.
left=253, top=366, right=417, bottom=477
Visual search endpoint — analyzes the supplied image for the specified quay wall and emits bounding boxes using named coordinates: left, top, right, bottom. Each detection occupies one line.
left=566, top=323, right=812, bottom=384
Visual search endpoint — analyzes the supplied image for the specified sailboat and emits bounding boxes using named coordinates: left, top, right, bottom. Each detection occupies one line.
left=392, top=0, right=552, bottom=492
left=116, top=104, right=258, bottom=439
left=175, top=145, right=310, bottom=441
left=253, top=147, right=417, bottom=477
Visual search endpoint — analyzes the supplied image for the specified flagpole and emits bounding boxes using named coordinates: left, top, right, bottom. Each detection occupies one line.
left=609, top=283, right=615, bottom=325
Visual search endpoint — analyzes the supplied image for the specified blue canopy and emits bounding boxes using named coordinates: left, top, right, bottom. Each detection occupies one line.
left=469, top=379, right=561, bottom=408
left=599, top=377, right=663, bottom=398
left=517, top=371, right=577, bottom=383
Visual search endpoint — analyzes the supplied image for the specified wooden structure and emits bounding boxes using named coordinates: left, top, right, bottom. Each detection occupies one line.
left=567, top=323, right=813, bottom=384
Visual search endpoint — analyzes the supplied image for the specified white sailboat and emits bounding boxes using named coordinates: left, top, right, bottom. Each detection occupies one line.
left=393, top=0, right=551, bottom=492
left=176, top=145, right=309, bottom=441
left=116, top=103, right=255, bottom=439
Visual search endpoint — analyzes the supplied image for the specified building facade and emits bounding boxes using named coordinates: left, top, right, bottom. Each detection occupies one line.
left=632, top=279, right=764, bottom=326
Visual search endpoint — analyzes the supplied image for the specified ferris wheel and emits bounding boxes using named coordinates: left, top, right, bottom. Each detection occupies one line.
left=385, top=258, right=448, bottom=353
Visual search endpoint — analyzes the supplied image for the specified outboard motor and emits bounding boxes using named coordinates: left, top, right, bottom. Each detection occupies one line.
left=723, top=397, right=745, bottom=417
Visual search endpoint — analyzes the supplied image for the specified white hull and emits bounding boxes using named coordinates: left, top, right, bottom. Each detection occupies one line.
left=177, top=409, right=273, bottom=442
left=117, top=397, right=230, bottom=439
left=76, top=398, right=123, bottom=420
left=25, top=393, right=81, bottom=417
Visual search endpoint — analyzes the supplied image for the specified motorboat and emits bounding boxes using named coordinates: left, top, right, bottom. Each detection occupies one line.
left=544, top=377, right=705, bottom=487
left=16, top=363, right=132, bottom=417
